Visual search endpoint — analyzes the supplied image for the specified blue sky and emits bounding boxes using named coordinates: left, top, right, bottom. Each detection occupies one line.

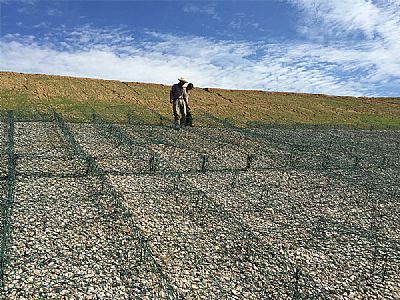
left=1, top=0, right=400, bottom=97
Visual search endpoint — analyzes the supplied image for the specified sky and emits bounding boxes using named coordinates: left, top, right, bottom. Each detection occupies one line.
left=0, top=0, right=399, bottom=97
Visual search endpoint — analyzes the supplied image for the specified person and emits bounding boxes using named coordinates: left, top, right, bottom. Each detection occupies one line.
left=170, top=77, right=189, bottom=129
left=185, top=83, right=194, bottom=126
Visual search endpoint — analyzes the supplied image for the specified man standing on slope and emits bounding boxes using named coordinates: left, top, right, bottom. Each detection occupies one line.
left=170, top=77, right=189, bottom=130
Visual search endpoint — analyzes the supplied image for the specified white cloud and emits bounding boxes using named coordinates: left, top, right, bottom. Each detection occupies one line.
left=182, top=3, right=219, bottom=20
left=286, top=0, right=400, bottom=93
left=47, top=8, right=62, bottom=16
left=0, top=27, right=367, bottom=95
left=33, top=21, right=49, bottom=29
left=3, top=1, right=398, bottom=96
left=1, top=0, right=38, bottom=5
left=226, top=12, right=264, bottom=33
left=290, top=0, right=400, bottom=42
left=0, top=22, right=398, bottom=97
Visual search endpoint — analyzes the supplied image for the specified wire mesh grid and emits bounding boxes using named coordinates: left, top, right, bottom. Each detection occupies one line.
left=0, top=111, right=399, bottom=299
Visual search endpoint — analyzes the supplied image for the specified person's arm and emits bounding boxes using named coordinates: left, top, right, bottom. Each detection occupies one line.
left=170, top=84, right=177, bottom=103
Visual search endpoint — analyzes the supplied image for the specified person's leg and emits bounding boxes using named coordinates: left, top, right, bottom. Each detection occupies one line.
left=186, top=107, right=192, bottom=127
left=172, top=99, right=180, bottom=129
left=180, top=100, right=187, bottom=128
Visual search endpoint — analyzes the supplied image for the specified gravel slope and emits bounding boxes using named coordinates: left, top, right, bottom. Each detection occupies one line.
left=0, top=120, right=398, bottom=299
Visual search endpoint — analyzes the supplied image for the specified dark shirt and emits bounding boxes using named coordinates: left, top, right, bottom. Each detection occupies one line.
left=170, top=84, right=188, bottom=101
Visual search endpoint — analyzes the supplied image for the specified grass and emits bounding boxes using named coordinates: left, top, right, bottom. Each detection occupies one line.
left=0, top=71, right=399, bottom=128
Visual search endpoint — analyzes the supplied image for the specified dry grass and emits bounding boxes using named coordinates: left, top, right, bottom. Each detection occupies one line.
left=1, top=71, right=399, bottom=127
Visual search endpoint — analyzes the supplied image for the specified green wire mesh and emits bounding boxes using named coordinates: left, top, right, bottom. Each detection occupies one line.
left=0, top=111, right=398, bottom=299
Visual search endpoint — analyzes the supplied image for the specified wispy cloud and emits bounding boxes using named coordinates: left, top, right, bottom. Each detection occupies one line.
left=47, top=7, right=62, bottom=16
left=290, top=0, right=400, bottom=41
left=182, top=3, right=220, bottom=20
left=1, top=0, right=37, bottom=5
left=32, top=21, right=49, bottom=29
left=0, top=26, right=372, bottom=95
left=228, top=13, right=263, bottom=32
left=286, top=0, right=400, bottom=93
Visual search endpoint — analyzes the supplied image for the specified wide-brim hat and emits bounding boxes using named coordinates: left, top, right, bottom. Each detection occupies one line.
left=178, top=77, right=188, bottom=83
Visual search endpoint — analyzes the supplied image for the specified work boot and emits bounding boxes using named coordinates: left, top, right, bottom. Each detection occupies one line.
left=173, top=120, right=180, bottom=130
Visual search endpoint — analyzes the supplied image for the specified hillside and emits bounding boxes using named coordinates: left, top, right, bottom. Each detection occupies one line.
left=0, top=71, right=399, bottom=127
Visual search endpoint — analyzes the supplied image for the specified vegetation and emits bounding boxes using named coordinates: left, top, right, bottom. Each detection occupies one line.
left=1, top=71, right=399, bottom=128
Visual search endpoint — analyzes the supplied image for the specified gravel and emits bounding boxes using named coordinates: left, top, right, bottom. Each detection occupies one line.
left=0, top=121, right=398, bottom=299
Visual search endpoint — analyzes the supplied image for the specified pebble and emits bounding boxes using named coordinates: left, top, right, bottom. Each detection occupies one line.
left=0, top=122, right=398, bottom=299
